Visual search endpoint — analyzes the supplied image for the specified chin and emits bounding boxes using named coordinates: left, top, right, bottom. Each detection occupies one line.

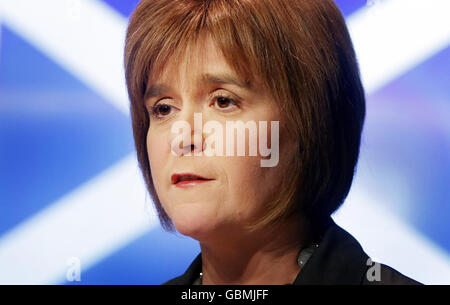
left=168, top=203, right=220, bottom=239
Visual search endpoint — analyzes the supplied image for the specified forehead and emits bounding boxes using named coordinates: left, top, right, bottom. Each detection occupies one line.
left=146, top=34, right=259, bottom=96
left=150, top=35, right=232, bottom=82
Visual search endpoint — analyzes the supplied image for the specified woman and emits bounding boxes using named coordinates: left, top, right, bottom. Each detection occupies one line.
left=124, top=0, right=419, bottom=285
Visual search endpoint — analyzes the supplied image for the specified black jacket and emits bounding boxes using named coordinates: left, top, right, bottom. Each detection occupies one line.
left=163, top=218, right=421, bottom=285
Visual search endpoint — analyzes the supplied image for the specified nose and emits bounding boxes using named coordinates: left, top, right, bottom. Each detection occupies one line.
left=179, top=131, right=205, bottom=156
left=168, top=104, right=206, bottom=157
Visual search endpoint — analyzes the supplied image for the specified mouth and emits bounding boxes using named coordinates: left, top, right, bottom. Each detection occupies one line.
left=171, top=173, right=214, bottom=188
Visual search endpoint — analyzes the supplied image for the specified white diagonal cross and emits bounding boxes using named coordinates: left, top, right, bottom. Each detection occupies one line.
left=0, top=0, right=448, bottom=284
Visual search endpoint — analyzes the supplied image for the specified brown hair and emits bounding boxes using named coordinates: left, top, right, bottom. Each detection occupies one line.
left=124, top=0, right=365, bottom=233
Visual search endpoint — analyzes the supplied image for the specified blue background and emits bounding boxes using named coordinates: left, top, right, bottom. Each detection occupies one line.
left=0, top=0, right=448, bottom=284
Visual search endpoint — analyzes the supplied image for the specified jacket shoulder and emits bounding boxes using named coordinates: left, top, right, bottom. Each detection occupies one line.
left=363, top=262, right=422, bottom=285
left=162, top=275, right=187, bottom=285
left=160, top=253, right=202, bottom=285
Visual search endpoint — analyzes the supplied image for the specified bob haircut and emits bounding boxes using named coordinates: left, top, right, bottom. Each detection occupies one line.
left=124, top=0, right=365, bottom=233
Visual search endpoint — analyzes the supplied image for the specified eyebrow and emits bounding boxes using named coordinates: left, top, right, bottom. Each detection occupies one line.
left=144, top=73, right=253, bottom=100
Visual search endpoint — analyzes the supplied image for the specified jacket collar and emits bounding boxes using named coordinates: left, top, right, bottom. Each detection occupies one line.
left=292, top=217, right=369, bottom=284
left=164, top=217, right=369, bottom=285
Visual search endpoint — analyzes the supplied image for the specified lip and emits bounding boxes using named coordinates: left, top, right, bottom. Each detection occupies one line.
left=171, top=173, right=214, bottom=188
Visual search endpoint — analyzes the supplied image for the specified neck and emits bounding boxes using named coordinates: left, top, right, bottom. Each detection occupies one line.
left=199, top=213, right=313, bottom=285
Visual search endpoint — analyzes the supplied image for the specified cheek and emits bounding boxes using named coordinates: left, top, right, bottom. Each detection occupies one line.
left=221, top=157, right=273, bottom=216
left=223, top=128, right=294, bottom=214
left=146, top=129, right=169, bottom=184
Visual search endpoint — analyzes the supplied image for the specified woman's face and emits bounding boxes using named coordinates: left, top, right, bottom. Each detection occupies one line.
left=145, top=35, right=296, bottom=239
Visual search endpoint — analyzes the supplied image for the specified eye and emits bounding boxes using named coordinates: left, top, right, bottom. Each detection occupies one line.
left=150, top=103, right=177, bottom=119
left=212, top=95, right=240, bottom=112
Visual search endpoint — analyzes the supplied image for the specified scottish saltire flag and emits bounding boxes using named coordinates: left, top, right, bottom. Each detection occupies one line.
left=0, top=0, right=449, bottom=284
